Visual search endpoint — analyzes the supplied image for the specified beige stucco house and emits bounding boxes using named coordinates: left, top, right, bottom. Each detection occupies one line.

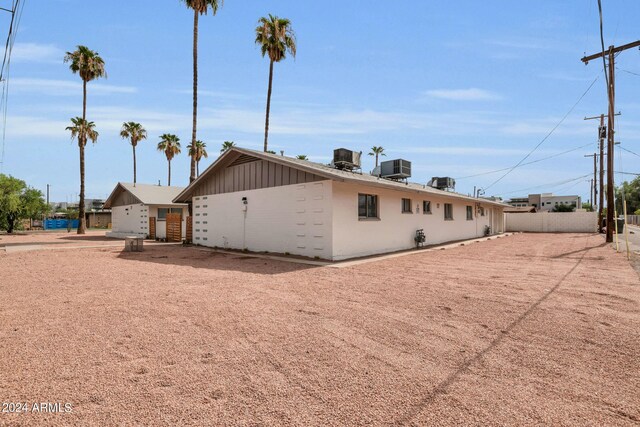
left=104, top=183, right=188, bottom=240
left=173, top=147, right=507, bottom=260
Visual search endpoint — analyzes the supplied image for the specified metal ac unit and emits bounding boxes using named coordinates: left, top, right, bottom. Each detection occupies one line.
left=380, top=159, right=411, bottom=179
left=428, top=177, right=456, bottom=191
left=333, top=148, right=361, bottom=170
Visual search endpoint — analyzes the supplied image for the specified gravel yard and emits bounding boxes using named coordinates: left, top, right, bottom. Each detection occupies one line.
left=0, top=232, right=638, bottom=426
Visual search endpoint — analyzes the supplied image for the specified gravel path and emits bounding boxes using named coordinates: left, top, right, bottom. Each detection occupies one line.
left=0, top=233, right=638, bottom=426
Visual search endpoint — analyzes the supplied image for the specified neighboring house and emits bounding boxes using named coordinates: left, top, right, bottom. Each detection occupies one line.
left=173, top=147, right=507, bottom=261
left=104, top=183, right=188, bottom=240
left=507, top=193, right=581, bottom=212
left=85, top=211, right=112, bottom=228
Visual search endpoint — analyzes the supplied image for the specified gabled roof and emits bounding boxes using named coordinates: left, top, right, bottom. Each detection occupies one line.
left=104, top=183, right=187, bottom=209
left=173, top=147, right=509, bottom=208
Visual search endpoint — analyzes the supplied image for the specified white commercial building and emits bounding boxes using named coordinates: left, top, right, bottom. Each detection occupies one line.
left=174, top=148, right=507, bottom=261
left=508, top=193, right=582, bottom=212
left=104, top=183, right=188, bottom=240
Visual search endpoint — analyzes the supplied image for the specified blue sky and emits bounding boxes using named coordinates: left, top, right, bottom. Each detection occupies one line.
left=1, top=0, right=639, bottom=203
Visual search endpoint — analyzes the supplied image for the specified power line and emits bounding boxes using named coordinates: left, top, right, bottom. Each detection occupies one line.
left=618, top=146, right=640, bottom=158
left=500, top=173, right=592, bottom=197
left=482, top=74, right=600, bottom=192
left=618, top=67, right=640, bottom=77
left=0, top=0, right=25, bottom=172
left=456, top=142, right=594, bottom=180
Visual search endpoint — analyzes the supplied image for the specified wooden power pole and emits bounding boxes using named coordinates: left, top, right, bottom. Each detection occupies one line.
left=584, top=112, right=620, bottom=233
left=583, top=153, right=597, bottom=211
left=582, top=40, right=640, bottom=242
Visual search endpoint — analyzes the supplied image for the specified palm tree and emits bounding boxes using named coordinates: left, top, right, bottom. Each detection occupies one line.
left=295, top=154, right=308, bottom=160
left=220, top=140, right=236, bottom=153
left=157, top=134, right=181, bottom=186
left=255, top=14, right=296, bottom=152
left=182, top=0, right=223, bottom=184
left=66, top=118, right=99, bottom=216
left=64, top=45, right=106, bottom=234
left=120, top=122, right=147, bottom=185
left=368, top=146, right=386, bottom=167
left=187, top=140, right=208, bottom=176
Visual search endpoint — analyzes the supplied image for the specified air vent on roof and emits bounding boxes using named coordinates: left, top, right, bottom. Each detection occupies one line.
left=428, top=177, right=456, bottom=191
left=380, top=159, right=411, bottom=179
left=333, top=148, right=361, bottom=171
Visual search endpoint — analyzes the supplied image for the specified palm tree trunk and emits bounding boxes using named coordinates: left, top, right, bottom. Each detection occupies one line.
left=133, top=144, right=137, bottom=185
left=375, top=153, right=379, bottom=167
left=197, top=160, right=199, bottom=177
left=168, top=159, right=171, bottom=187
left=263, top=59, right=274, bottom=152
left=77, top=80, right=87, bottom=234
left=190, top=10, right=198, bottom=183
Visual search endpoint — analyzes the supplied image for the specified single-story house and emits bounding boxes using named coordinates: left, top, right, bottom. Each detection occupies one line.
left=104, top=183, right=188, bottom=241
left=173, top=147, right=507, bottom=261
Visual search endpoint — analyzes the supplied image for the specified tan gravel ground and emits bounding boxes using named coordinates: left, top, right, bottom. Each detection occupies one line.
left=0, top=232, right=638, bottom=426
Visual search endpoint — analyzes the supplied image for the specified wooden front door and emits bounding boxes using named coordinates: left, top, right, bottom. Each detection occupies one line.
left=166, top=213, right=182, bottom=242
left=149, top=217, right=156, bottom=239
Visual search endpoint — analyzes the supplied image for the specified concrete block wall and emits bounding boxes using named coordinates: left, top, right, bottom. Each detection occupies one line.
left=505, top=212, right=597, bottom=233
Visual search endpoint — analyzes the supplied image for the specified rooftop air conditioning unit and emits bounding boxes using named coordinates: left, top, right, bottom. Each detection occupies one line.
left=333, top=148, right=361, bottom=170
left=380, top=159, right=411, bottom=179
left=428, top=177, right=456, bottom=191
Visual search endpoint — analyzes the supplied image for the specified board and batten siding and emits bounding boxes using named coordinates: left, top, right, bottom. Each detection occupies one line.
left=191, top=159, right=324, bottom=197
left=109, top=189, right=140, bottom=207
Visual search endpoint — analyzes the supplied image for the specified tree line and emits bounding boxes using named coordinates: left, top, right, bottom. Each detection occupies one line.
left=64, top=1, right=297, bottom=234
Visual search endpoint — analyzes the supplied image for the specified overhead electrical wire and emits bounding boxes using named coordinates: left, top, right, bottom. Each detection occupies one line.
left=456, top=142, right=594, bottom=180
left=481, top=74, right=600, bottom=193
left=0, top=0, right=25, bottom=172
left=618, top=146, right=640, bottom=158
left=499, top=173, right=593, bottom=197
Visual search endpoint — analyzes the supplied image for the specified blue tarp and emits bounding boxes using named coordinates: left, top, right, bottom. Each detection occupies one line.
left=44, top=219, right=80, bottom=230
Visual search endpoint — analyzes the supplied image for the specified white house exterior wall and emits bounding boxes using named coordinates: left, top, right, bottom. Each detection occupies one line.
left=110, top=204, right=148, bottom=237
left=191, top=180, right=333, bottom=259
left=331, top=182, right=501, bottom=260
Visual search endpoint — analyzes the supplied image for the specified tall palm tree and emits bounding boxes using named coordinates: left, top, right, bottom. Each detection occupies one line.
left=64, top=45, right=106, bottom=234
left=120, top=122, right=147, bottom=185
left=220, top=140, right=236, bottom=153
left=187, top=140, right=208, bottom=176
left=182, top=0, right=223, bottom=183
left=66, top=118, right=99, bottom=213
left=255, top=14, right=296, bottom=152
left=157, top=134, right=181, bottom=186
left=368, top=146, right=386, bottom=167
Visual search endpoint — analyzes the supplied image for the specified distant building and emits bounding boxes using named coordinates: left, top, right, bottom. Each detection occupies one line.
left=507, top=193, right=581, bottom=212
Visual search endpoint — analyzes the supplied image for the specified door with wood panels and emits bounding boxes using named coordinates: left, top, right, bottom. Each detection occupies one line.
left=149, top=217, right=156, bottom=239
left=166, top=213, right=182, bottom=242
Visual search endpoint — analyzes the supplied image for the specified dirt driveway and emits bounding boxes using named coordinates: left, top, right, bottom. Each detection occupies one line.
left=0, top=233, right=638, bottom=426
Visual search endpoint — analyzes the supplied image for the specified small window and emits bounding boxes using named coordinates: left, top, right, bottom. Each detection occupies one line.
left=401, top=198, right=412, bottom=214
left=466, top=206, right=473, bottom=220
left=157, top=207, right=182, bottom=220
left=358, top=194, right=378, bottom=219
left=157, top=208, right=168, bottom=220
left=423, top=201, right=432, bottom=214
left=444, top=203, right=453, bottom=220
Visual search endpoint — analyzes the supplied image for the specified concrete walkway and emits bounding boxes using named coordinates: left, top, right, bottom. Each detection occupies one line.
left=195, top=233, right=517, bottom=267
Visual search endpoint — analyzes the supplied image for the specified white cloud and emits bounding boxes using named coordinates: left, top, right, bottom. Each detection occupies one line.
left=11, top=43, right=64, bottom=63
left=11, top=78, right=137, bottom=96
left=423, top=88, right=502, bottom=101
left=390, top=146, right=529, bottom=157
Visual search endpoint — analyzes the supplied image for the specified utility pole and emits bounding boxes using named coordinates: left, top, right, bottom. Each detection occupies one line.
left=584, top=112, right=619, bottom=233
left=584, top=153, right=597, bottom=210
left=582, top=40, right=640, bottom=242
